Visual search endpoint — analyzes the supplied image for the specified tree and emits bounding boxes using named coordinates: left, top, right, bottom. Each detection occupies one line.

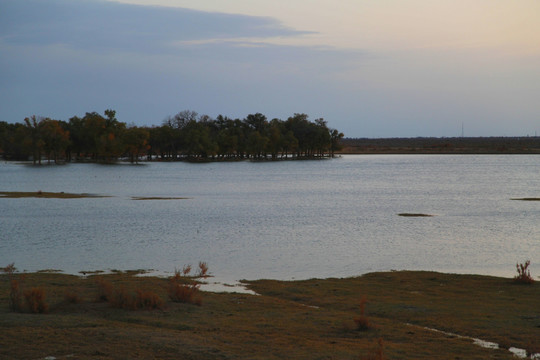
left=330, top=129, right=344, bottom=157
left=246, top=131, right=269, bottom=159
left=40, top=119, right=70, bottom=163
left=123, top=126, right=150, bottom=163
left=81, top=110, right=125, bottom=162
left=23, top=115, right=45, bottom=165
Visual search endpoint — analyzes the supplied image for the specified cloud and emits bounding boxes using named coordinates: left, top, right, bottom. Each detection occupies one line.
left=0, top=0, right=365, bottom=128
left=0, top=0, right=314, bottom=54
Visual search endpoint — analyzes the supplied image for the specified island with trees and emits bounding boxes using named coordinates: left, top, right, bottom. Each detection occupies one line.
left=0, top=110, right=344, bottom=164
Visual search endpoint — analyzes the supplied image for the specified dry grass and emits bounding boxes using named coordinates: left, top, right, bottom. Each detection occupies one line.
left=0, top=269, right=538, bottom=359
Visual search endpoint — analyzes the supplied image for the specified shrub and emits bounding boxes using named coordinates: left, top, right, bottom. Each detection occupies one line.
left=134, top=290, right=164, bottom=310
left=168, top=282, right=201, bottom=305
left=197, top=262, right=209, bottom=278
left=24, top=287, right=48, bottom=313
left=109, top=286, right=133, bottom=309
left=354, top=297, right=371, bottom=331
left=514, top=260, right=534, bottom=284
left=168, top=264, right=206, bottom=306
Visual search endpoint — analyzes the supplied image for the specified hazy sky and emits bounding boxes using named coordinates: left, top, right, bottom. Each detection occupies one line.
left=1, top=0, right=539, bottom=137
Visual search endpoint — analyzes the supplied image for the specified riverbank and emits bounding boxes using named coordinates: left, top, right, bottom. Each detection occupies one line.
left=1, top=270, right=538, bottom=359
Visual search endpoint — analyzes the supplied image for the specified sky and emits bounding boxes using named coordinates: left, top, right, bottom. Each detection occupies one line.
left=1, top=0, right=539, bottom=137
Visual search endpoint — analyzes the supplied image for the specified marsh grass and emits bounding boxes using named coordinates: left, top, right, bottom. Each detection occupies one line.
left=1, top=269, right=538, bottom=359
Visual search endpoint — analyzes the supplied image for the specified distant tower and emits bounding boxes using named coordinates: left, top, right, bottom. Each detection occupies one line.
left=461, top=122, right=464, bottom=138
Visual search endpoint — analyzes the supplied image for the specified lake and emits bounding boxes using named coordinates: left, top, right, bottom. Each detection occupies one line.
left=0, top=155, right=538, bottom=284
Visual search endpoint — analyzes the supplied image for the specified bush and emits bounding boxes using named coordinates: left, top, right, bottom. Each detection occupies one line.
left=167, top=264, right=207, bottom=306
left=109, top=286, right=133, bottom=309
left=134, top=290, right=164, bottom=310
left=514, top=260, right=534, bottom=284
left=24, top=288, right=48, bottom=313
left=168, top=282, right=201, bottom=305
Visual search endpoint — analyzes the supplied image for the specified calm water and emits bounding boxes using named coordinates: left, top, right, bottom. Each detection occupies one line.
left=0, top=155, right=539, bottom=283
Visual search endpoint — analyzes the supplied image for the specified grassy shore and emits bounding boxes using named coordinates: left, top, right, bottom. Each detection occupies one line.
left=0, top=270, right=538, bottom=359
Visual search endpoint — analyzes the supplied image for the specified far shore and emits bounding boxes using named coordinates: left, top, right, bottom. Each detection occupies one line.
left=338, top=136, right=540, bottom=155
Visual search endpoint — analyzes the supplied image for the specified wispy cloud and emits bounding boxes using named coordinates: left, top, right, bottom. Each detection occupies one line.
left=0, top=0, right=314, bottom=54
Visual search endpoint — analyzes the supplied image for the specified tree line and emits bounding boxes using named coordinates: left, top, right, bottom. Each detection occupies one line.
left=0, top=110, right=344, bottom=164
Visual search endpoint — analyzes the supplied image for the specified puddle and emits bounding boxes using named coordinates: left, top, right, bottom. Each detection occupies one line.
left=199, top=281, right=258, bottom=295
left=408, top=324, right=539, bottom=359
